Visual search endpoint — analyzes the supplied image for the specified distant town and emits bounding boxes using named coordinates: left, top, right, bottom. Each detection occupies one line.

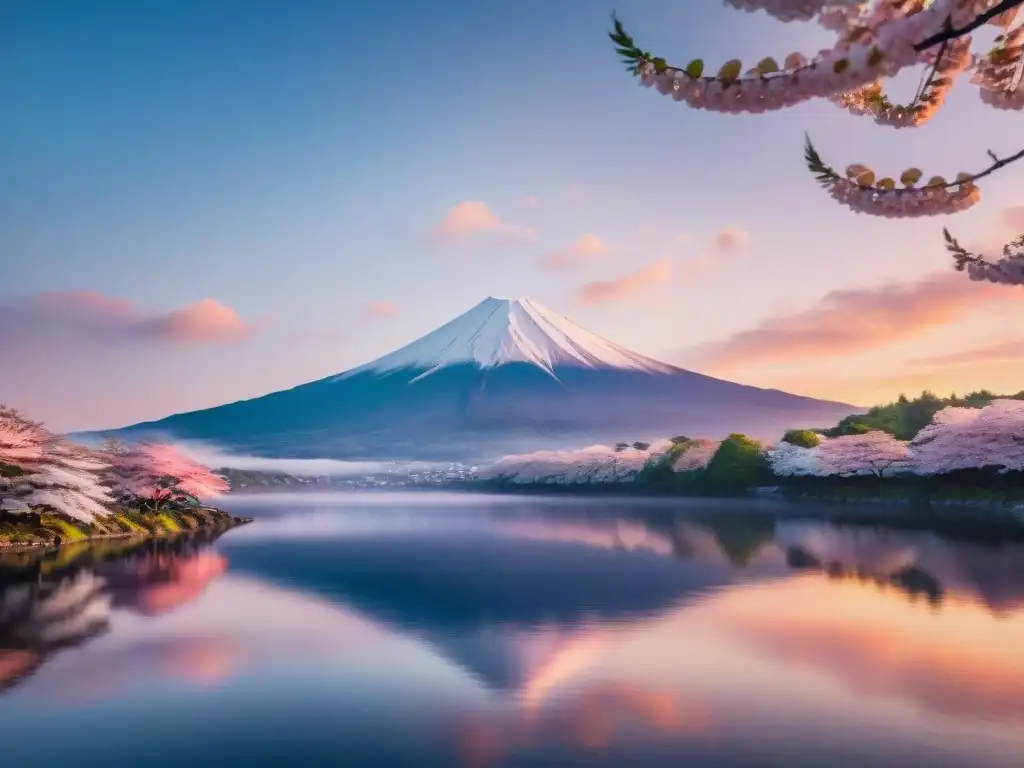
left=217, top=464, right=478, bottom=492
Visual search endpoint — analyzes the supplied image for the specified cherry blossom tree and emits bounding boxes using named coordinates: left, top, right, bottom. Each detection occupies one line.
left=477, top=440, right=675, bottom=484
left=3, top=439, right=115, bottom=524
left=0, top=406, right=51, bottom=475
left=1, top=407, right=114, bottom=523
left=609, top=0, right=1024, bottom=283
left=911, top=398, right=1024, bottom=473
left=103, top=442, right=229, bottom=512
left=815, top=430, right=914, bottom=476
left=767, top=440, right=823, bottom=476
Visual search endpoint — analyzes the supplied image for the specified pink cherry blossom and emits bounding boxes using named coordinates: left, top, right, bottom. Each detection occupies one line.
left=104, top=441, right=229, bottom=509
left=911, top=399, right=1024, bottom=474
left=4, top=439, right=115, bottom=524
left=814, top=431, right=913, bottom=477
left=0, top=406, right=51, bottom=472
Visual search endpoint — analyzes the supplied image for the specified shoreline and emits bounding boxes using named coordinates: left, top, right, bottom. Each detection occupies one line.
left=0, top=507, right=254, bottom=553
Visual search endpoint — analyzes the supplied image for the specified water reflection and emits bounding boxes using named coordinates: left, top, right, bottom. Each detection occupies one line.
left=0, top=497, right=1023, bottom=767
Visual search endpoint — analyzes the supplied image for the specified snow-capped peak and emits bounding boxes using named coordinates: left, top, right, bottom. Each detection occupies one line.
left=339, top=297, right=675, bottom=380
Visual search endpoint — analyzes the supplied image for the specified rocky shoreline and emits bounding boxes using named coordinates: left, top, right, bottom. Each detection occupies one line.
left=0, top=506, right=253, bottom=552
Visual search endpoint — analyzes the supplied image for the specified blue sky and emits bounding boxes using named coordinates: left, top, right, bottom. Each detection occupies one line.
left=3, top=0, right=1023, bottom=431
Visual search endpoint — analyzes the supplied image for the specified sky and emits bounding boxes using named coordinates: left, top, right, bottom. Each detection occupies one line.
left=2, top=0, right=1024, bottom=432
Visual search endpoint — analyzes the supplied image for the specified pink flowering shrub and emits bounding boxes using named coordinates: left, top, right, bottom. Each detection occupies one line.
left=104, top=441, right=229, bottom=512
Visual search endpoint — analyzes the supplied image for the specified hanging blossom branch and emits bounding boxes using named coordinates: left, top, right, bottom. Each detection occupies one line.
left=609, top=0, right=1024, bottom=281
left=945, top=228, right=1024, bottom=283
left=803, top=136, right=1024, bottom=217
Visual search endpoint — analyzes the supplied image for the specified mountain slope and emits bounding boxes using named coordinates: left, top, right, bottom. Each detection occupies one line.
left=78, top=297, right=861, bottom=461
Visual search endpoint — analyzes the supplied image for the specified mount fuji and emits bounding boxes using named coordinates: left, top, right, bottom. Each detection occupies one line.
left=81, top=297, right=860, bottom=461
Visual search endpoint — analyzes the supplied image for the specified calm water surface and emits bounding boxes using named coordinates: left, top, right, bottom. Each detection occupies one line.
left=2, top=492, right=1023, bottom=767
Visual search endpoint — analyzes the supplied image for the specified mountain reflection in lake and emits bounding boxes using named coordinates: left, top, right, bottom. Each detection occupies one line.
left=1, top=493, right=1023, bottom=767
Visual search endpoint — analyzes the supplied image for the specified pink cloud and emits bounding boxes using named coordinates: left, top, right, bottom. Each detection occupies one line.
left=429, top=201, right=536, bottom=247
left=576, top=259, right=672, bottom=306
left=140, top=298, right=259, bottom=344
left=712, top=226, right=747, bottom=255
left=687, top=272, right=1018, bottom=372
left=540, top=234, right=607, bottom=270
left=912, top=337, right=1024, bottom=368
left=521, top=195, right=540, bottom=207
left=0, top=291, right=264, bottom=347
left=362, top=300, right=400, bottom=319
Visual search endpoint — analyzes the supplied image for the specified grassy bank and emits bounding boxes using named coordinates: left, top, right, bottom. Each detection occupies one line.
left=0, top=506, right=252, bottom=550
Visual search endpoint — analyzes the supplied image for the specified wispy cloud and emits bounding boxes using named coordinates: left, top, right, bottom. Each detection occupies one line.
left=521, top=195, right=540, bottom=207
left=576, top=259, right=672, bottom=306
left=913, top=337, right=1024, bottom=368
left=429, top=201, right=536, bottom=247
left=361, top=300, right=400, bottom=319
left=0, top=291, right=265, bottom=348
left=686, top=272, right=1019, bottom=372
left=173, top=441, right=443, bottom=478
left=540, top=234, right=607, bottom=271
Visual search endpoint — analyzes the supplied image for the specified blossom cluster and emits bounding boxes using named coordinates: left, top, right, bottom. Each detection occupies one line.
left=958, top=234, right=1024, bottom=285
left=620, top=0, right=1020, bottom=221
left=911, top=399, right=1024, bottom=474
left=0, top=405, right=228, bottom=524
left=768, top=399, right=1024, bottom=478
left=825, top=175, right=981, bottom=217
left=635, top=0, right=996, bottom=115
left=972, top=25, right=1024, bottom=111
left=477, top=442, right=667, bottom=485
left=477, top=437, right=723, bottom=485
left=726, top=0, right=864, bottom=25
left=830, top=37, right=973, bottom=128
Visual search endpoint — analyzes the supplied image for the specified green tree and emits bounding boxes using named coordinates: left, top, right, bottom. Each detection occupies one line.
left=780, top=429, right=821, bottom=449
left=702, top=433, right=772, bottom=494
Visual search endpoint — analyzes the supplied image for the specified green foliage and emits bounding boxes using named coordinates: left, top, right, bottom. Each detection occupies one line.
left=781, top=429, right=821, bottom=448
left=668, top=435, right=690, bottom=445
left=607, top=13, right=656, bottom=73
left=702, top=434, right=772, bottom=493
left=156, top=513, right=183, bottom=533
left=0, top=462, right=23, bottom=478
left=112, top=512, right=148, bottom=533
left=40, top=514, right=87, bottom=542
left=822, top=389, right=1022, bottom=440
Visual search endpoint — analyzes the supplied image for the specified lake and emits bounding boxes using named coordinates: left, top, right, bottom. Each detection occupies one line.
left=2, top=492, right=1023, bottom=767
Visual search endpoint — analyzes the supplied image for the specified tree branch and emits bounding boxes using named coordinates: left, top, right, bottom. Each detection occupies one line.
left=805, top=135, right=1024, bottom=192
left=914, top=0, right=1024, bottom=51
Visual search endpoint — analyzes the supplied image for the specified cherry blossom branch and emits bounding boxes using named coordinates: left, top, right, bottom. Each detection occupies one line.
left=913, top=0, right=1024, bottom=51
left=944, top=228, right=1024, bottom=284
left=806, top=137, right=1024, bottom=191
left=803, top=136, right=1024, bottom=217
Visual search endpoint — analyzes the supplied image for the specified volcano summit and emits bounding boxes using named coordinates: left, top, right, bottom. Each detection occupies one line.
left=84, top=297, right=860, bottom=461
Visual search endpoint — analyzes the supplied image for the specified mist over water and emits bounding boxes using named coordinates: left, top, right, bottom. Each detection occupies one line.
left=2, top=493, right=1023, bottom=767
left=172, top=441, right=451, bottom=477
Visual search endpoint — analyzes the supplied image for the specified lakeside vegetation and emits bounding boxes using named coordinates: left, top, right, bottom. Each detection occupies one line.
left=1, top=405, right=247, bottom=548
left=476, top=391, right=1024, bottom=516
